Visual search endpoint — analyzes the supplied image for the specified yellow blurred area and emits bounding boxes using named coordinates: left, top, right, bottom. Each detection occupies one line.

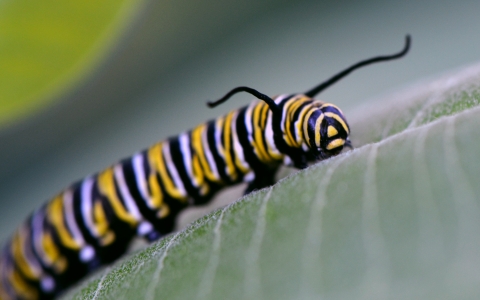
left=0, top=0, right=145, bottom=126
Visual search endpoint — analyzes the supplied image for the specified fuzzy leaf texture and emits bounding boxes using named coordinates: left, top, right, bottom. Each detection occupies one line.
left=66, top=63, right=480, bottom=300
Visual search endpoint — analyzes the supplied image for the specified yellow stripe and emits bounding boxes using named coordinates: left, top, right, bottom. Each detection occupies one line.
left=11, top=230, right=39, bottom=280
left=260, top=100, right=269, bottom=127
left=302, top=108, right=316, bottom=148
left=314, top=114, right=325, bottom=148
left=47, top=195, right=81, bottom=250
left=223, top=111, right=237, bottom=180
left=192, top=154, right=209, bottom=195
left=232, top=121, right=250, bottom=174
left=321, top=103, right=343, bottom=113
left=265, top=112, right=283, bottom=161
left=8, top=269, right=38, bottom=300
left=158, top=202, right=170, bottom=219
left=252, top=102, right=269, bottom=162
left=93, top=200, right=109, bottom=235
left=146, top=167, right=171, bottom=218
left=285, top=97, right=307, bottom=147
left=324, top=112, right=349, bottom=134
left=258, top=103, right=281, bottom=161
left=282, top=97, right=297, bottom=147
left=41, top=231, right=67, bottom=273
left=92, top=200, right=116, bottom=246
left=233, top=151, right=249, bottom=173
left=326, top=138, right=345, bottom=150
left=148, top=143, right=187, bottom=201
left=215, top=117, right=225, bottom=157
left=147, top=172, right=163, bottom=209
left=40, top=231, right=57, bottom=264
left=192, top=124, right=217, bottom=182
left=97, top=168, right=137, bottom=226
left=295, top=103, right=312, bottom=145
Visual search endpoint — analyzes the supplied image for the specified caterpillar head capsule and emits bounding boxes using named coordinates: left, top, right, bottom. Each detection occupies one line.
left=304, top=102, right=351, bottom=160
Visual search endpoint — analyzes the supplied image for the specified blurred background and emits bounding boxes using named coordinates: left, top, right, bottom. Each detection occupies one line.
left=1, top=0, right=480, bottom=243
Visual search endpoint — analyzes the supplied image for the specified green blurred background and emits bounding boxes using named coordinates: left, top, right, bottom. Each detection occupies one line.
left=1, top=0, right=480, bottom=243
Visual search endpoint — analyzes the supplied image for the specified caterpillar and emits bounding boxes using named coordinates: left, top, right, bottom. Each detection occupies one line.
left=0, top=36, right=410, bottom=300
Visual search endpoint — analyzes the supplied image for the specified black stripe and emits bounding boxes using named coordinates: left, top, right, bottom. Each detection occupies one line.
left=151, top=172, right=186, bottom=235
left=320, top=105, right=342, bottom=115
left=110, top=166, right=131, bottom=214
left=205, top=120, right=228, bottom=182
left=158, top=142, right=185, bottom=201
left=120, top=157, right=158, bottom=225
left=168, top=136, right=199, bottom=199
left=71, top=181, right=98, bottom=247
left=236, top=106, right=262, bottom=170
left=272, top=95, right=294, bottom=154
left=289, top=101, right=312, bottom=143
left=27, top=207, right=55, bottom=275
left=307, top=110, right=323, bottom=148
left=15, top=224, right=44, bottom=293
left=90, top=177, right=135, bottom=266
left=257, top=103, right=273, bottom=161
left=223, top=111, right=243, bottom=183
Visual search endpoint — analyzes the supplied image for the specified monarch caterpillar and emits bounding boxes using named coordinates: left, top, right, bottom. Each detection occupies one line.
left=0, top=36, right=410, bottom=300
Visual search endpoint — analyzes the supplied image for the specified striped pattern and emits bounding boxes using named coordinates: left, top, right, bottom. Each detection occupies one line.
left=0, top=94, right=350, bottom=299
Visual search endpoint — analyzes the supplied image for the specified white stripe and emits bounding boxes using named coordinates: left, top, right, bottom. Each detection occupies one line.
left=294, top=104, right=311, bottom=145
left=114, top=164, right=142, bottom=221
left=63, top=189, right=85, bottom=246
left=274, top=94, right=289, bottom=105
left=265, top=109, right=281, bottom=156
left=80, top=177, right=98, bottom=237
left=202, top=125, right=220, bottom=180
left=245, top=101, right=262, bottom=161
left=214, top=118, right=225, bottom=159
left=275, top=94, right=290, bottom=133
left=231, top=112, right=250, bottom=171
left=179, top=133, right=198, bottom=186
left=132, top=153, right=152, bottom=208
left=245, top=101, right=256, bottom=143
left=280, top=99, right=293, bottom=134
left=163, top=142, right=187, bottom=197
left=76, top=180, right=97, bottom=262
left=31, top=210, right=51, bottom=265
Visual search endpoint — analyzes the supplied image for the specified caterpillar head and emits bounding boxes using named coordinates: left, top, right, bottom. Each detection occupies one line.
left=304, top=103, right=351, bottom=160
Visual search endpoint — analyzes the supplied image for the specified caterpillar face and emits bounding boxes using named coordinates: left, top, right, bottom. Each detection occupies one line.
left=304, top=103, right=351, bottom=160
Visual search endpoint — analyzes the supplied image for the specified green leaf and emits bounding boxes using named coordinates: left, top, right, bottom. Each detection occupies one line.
left=66, top=64, right=480, bottom=299
left=0, top=0, right=145, bottom=127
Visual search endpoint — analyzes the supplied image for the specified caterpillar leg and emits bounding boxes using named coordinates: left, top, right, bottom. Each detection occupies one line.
left=244, top=171, right=276, bottom=195
left=291, top=153, right=309, bottom=169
